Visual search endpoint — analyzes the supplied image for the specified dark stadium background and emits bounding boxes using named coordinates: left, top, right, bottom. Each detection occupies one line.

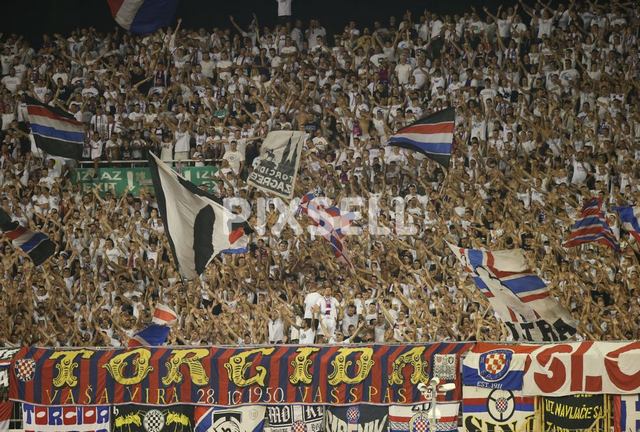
left=2, top=0, right=529, bottom=44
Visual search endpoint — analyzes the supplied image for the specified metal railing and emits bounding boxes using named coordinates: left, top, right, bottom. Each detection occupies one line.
left=76, top=158, right=222, bottom=168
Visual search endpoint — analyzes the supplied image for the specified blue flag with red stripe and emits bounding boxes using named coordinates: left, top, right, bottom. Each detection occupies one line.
left=388, top=107, right=455, bottom=168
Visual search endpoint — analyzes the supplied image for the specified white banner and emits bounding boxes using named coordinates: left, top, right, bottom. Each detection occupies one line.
left=21, top=404, right=110, bottom=432
left=247, top=131, right=305, bottom=199
left=523, top=341, right=640, bottom=396
left=463, top=386, right=535, bottom=432
left=265, top=405, right=323, bottom=432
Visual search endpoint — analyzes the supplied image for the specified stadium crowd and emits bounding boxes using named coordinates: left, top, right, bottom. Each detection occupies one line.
left=0, top=0, right=639, bottom=348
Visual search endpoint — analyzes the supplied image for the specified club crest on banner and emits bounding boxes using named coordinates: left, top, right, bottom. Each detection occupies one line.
left=15, top=358, right=36, bottom=382
left=479, top=350, right=512, bottom=382
left=486, top=389, right=516, bottom=422
left=408, top=412, right=430, bottom=432
left=292, top=420, right=307, bottom=432
left=346, top=406, right=360, bottom=424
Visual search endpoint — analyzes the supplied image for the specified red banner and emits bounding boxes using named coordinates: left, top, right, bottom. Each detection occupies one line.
left=10, top=344, right=472, bottom=406
left=523, top=341, right=640, bottom=396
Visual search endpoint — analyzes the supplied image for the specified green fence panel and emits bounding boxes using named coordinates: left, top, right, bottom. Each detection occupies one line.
left=73, top=166, right=219, bottom=196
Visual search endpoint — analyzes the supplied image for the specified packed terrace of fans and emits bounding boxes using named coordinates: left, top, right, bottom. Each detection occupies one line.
left=0, top=0, right=639, bottom=347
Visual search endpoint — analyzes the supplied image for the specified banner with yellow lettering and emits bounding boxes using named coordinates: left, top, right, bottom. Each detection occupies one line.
left=540, top=394, right=610, bottom=431
left=9, top=344, right=472, bottom=406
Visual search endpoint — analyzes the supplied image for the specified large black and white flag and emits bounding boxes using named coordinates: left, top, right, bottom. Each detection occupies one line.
left=148, top=153, right=252, bottom=279
left=247, top=131, right=305, bottom=199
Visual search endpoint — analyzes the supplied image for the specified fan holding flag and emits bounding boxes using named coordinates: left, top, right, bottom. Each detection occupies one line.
left=128, top=304, right=178, bottom=347
left=388, top=107, right=455, bottom=168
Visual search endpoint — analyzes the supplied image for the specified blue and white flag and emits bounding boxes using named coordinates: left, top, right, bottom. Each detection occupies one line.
left=614, top=205, right=640, bottom=243
left=107, top=0, right=179, bottom=34
left=462, top=343, right=536, bottom=390
left=388, top=107, right=454, bottom=168
left=25, top=97, right=85, bottom=160
left=447, top=242, right=577, bottom=342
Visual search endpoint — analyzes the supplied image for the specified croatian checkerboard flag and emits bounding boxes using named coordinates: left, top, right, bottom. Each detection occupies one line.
left=564, top=197, right=619, bottom=251
left=447, top=242, right=577, bottom=342
left=614, top=205, right=640, bottom=242
left=107, top=0, right=179, bottom=34
left=128, top=304, right=176, bottom=347
left=298, top=192, right=356, bottom=266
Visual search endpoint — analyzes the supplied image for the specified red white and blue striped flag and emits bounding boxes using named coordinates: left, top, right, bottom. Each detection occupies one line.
left=388, top=107, right=455, bottom=168
left=298, top=193, right=355, bottom=266
left=614, top=205, right=640, bottom=243
left=25, top=97, right=85, bottom=160
left=129, top=304, right=176, bottom=347
left=0, top=208, right=56, bottom=266
left=447, top=242, right=577, bottom=342
left=151, top=304, right=178, bottom=326
left=108, top=0, right=179, bottom=34
left=563, top=198, right=619, bottom=251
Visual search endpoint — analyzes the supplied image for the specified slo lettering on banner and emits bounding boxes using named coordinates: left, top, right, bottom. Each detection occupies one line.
left=9, top=344, right=472, bottom=406
left=265, top=405, right=323, bottom=432
left=247, top=131, right=305, bottom=199
left=523, top=341, right=640, bottom=396
left=21, top=403, right=110, bottom=432
left=541, top=394, right=609, bottom=432
left=111, top=404, right=193, bottom=432
left=194, top=406, right=265, bottom=432
left=324, top=405, right=388, bottom=432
